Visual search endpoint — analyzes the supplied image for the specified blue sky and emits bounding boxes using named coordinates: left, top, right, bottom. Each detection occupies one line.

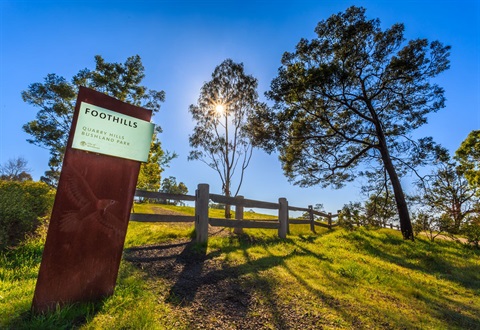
left=1, top=0, right=479, bottom=214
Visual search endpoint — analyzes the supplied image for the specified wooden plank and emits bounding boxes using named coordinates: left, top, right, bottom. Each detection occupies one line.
left=312, top=210, right=330, bottom=218
left=313, top=221, right=339, bottom=228
left=209, top=193, right=279, bottom=210
left=130, top=213, right=194, bottom=223
left=245, top=218, right=279, bottom=222
left=134, top=189, right=196, bottom=201
left=209, top=218, right=279, bottom=229
left=242, top=199, right=280, bottom=210
left=288, top=205, right=310, bottom=212
left=208, top=193, right=233, bottom=204
left=314, top=221, right=330, bottom=228
left=289, top=219, right=311, bottom=225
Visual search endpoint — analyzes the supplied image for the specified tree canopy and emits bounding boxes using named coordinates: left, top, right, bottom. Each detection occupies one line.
left=0, top=157, right=32, bottom=182
left=159, top=176, right=188, bottom=205
left=248, top=6, right=450, bottom=240
left=137, top=130, right=165, bottom=192
left=22, top=55, right=166, bottom=186
left=455, top=130, right=480, bottom=189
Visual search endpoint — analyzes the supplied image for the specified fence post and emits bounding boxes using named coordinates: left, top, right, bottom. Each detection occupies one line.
left=278, top=198, right=288, bottom=239
left=308, top=205, right=315, bottom=233
left=195, top=184, right=209, bottom=243
left=234, top=195, right=244, bottom=234
left=287, top=200, right=290, bottom=234
left=328, top=212, right=332, bottom=229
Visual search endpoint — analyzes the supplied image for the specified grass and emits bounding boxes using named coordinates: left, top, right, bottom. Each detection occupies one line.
left=1, top=203, right=479, bottom=329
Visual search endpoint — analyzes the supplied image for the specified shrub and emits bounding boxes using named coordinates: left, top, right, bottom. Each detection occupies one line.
left=462, top=217, right=480, bottom=249
left=338, top=202, right=365, bottom=231
left=0, top=180, right=54, bottom=249
left=412, top=211, right=452, bottom=242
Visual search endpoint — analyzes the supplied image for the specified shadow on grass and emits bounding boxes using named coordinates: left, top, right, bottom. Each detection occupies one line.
left=339, top=229, right=480, bottom=329
left=124, top=226, right=480, bottom=328
left=125, top=230, right=347, bottom=328
left=125, top=241, right=191, bottom=263
left=346, top=229, right=480, bottom=291
left=161, top=235, right=293, bottom=306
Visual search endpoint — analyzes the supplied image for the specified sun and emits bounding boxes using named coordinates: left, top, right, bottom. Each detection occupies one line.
left=215, top=104, right=225, bottom=115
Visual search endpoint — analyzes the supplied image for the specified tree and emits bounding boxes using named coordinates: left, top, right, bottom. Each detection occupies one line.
left=22, top=55, right=166, bottom=186
left=159, top=176, right=188, bottom=205
left=189, top=59, right=265, bottom=218
left=364, top=191, right=397, bottom=227
left=415, top=159, right=478, bottom=235
left=249, top=6, right=450, bottom=240
left=160, top=176, right=188, bottom=195
left=300, top=203, right=325, bottom=220
left=339, top=201, right=365, bottom=230
left=412, top=211, right=451, bottom=242
left=338, top=193, right=398, bottom=230
left=455, top=130, right=480, bottom=189
left=0, top=157, right=32, bottom=182
left=136, top=129, right=163, bottom=192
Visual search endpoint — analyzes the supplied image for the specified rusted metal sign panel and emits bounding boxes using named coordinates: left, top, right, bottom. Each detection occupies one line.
left=32, top=87, right=153, bottom=313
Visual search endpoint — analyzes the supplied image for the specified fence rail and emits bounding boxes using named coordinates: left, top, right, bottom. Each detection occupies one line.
left=209, top=218, right=280, bottom=229
left=134, top=189, right=196, bottom=201
left=131, top=184, right=339, bottom=243
left=209, top=193, right=280, bottom=210
left=129, top=213, right=195, bottom=223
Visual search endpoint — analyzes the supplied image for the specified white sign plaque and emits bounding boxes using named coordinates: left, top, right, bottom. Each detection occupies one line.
left=72, top=102, right=154, bottom=162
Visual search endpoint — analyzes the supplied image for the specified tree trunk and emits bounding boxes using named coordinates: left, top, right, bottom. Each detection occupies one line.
left=383, top=155, right=414, bottom=240
left=368, top=105, right=414, bottom=240
left=376, top=139, right=414, bottom=241
left=224, top=112, right=232, bottom=219
left=225, top=204, right=232, bottom=219
left=224, top=179, right=232, bottom=219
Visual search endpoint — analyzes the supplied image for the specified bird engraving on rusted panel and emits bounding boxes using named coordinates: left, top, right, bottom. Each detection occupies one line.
left=59, top=165, right=122, bottom=237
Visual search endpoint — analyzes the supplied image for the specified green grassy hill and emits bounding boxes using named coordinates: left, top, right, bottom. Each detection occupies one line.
left=1, top=204, right=479, bottom=329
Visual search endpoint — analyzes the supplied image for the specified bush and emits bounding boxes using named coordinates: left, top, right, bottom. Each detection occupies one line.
left=338, top=202, right=364, bottom=231
left=462, top=217, right=480, bottom=249
left=412, top=211, right=453, bottom=242
left=0, top=180, right=54, bottom=249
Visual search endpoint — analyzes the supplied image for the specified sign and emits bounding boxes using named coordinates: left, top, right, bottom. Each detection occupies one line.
left=32, top=87, right=154, bottom=313
left=72, top=102, right=154, bottom=162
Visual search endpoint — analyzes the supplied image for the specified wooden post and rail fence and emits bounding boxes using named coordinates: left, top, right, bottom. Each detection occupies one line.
left=130, top=183, right=340, bottom=243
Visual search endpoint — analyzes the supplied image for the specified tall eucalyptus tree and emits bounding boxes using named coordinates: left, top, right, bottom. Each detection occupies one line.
left=189, top=59, right=266, bottom=218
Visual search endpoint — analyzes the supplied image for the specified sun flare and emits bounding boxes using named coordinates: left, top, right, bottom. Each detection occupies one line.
left=215, top=104, right=225, bottom=115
